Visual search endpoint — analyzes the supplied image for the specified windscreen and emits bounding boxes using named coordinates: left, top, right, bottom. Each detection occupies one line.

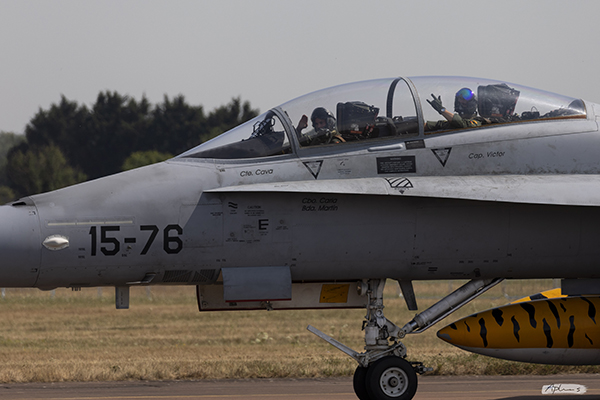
left=178, top=111, right=290, bottom=159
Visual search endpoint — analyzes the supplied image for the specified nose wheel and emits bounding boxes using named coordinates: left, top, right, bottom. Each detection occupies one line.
left=359, top=356, right=418, bottom=399
left=353, top=366, right=370, bottom=400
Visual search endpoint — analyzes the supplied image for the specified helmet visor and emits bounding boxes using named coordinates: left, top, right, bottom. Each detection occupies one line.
left=456, top=88, right=475, bottom=102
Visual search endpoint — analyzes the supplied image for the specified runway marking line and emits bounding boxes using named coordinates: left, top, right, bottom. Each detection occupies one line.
left=45, top=394, right=356, bottom=399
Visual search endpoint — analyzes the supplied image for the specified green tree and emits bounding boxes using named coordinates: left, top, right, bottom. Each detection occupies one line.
left=148, top=96, right=259, bottom=156
left=80, top=92, right=152, bottom=179
left=148, top=95, right=207, bottom=156
left=24, top=96, right=88, bottom=165
left=0, top=186, right=15, bottom=204
left=0, top=131, right=26, bottom=186
left=7, top=93, right=259, bottom=197
left=23, top=92, right=151, bottom=180
left=122, top=150, right=173, bottom=171
left=205, top=97, right=258, bottom=142
left=6, top=144, right=86, bottom=196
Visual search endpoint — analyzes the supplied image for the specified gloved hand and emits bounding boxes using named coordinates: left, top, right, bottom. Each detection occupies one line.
left=427, top=94, right=444, bottom=114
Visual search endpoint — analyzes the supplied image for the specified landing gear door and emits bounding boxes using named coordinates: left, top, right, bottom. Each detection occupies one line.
left=197, top=281, right=367, bottom=311
left=222, top=266, right=291, bottom=302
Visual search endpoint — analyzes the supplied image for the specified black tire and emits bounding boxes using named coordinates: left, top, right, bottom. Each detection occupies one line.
left=353, top=365, right=370, bottom=400
left=365, top=356, right=418, bottom=400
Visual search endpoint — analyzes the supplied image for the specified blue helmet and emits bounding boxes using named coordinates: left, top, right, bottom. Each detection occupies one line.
left=454, top=88, right=477, bottom=118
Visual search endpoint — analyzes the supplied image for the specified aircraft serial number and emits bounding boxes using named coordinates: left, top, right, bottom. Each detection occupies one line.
left=88, top=225, right=183, bottom=256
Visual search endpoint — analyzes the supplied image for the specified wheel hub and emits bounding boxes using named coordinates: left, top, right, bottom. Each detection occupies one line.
left=380, top=367, right=408, bottom=397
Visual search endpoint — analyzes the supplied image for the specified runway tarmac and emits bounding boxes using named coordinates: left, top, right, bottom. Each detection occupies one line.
left=0, top=374, right=599, bottom=400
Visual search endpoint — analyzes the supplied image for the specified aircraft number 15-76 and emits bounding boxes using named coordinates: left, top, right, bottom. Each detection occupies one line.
left=88, top=224, right=183, bottom=256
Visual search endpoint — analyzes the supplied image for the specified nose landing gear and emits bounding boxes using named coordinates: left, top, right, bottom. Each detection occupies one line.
left=308, top=277, right=502, bottom=399
left=308, top=279, right=426, bottom=400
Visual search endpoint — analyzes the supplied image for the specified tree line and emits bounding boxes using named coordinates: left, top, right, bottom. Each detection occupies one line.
left=0, top=92, right=259, bottom=203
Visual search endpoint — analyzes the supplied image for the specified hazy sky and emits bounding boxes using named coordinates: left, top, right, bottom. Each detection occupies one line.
left=2, top=0, right=600, bottom=134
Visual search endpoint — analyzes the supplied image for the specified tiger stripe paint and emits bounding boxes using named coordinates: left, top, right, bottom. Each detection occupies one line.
left=437, top=296, right=600, bottom=365
left=511, top=287, right=566, bottom=304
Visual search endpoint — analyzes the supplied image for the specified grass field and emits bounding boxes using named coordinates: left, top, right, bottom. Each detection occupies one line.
left=0, top=279, right=597, bottom=383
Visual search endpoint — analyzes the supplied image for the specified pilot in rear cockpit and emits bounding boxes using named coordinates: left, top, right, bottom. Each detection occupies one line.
left=425, top=87, right=487, bottom=131
left=297, top=107, right=344, bottom=145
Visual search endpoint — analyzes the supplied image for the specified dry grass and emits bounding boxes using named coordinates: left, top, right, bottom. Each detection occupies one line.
left=0, top=280, right=597, bottom=383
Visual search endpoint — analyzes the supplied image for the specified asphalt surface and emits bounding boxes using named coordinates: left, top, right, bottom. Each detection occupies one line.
left=0, top=374, right=598, bottom=400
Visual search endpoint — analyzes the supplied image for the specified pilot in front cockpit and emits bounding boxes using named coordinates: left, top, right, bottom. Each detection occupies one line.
left=425, top=87, right=487, bottom=131
left=296, top=107, right=344, bottom=145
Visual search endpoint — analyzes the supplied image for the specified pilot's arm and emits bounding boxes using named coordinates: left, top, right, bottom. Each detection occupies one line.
left=439, top=109, right=455, bottom=122
left=297, top=115, right=308, bottom=132
left=427, top=94, right=452, bottom=121
left=426, top=94, right=471, bottom=129
left=296, top=114, right=317, bottom=146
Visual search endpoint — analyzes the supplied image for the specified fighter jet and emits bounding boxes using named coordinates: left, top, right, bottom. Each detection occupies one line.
left=1, top=76, right=599, bottom=400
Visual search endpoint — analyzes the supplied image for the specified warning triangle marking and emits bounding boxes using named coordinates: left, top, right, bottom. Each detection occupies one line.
left=432, top=148, right=452, bottom=167
left=303, top=160, right=323, bottom=179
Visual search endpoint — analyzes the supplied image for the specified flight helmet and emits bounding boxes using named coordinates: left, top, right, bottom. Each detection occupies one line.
left=310, top=107, right=337, bottom=133
left=454, top=88, right=477, bottom=118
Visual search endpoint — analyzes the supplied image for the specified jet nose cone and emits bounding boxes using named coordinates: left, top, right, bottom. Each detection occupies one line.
left=0, top=202, right=41, bottom=286
left=437, top=320, right=477, bottom=349
left=437, top=323, right=462, bottom=344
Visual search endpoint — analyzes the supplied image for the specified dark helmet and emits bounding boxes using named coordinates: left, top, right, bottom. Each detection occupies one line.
left=454, top=87, right=477, bottom=118
left=310, top=107, right=337, bottom=132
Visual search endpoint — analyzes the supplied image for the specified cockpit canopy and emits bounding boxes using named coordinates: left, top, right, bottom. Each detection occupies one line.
left=178, top=76, right=586, bottom=160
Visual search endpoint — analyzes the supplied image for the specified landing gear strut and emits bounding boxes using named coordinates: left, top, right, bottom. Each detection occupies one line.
left=308, top=278, right=503, bottom=400
left=309, top=279, right=425, bottom=399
